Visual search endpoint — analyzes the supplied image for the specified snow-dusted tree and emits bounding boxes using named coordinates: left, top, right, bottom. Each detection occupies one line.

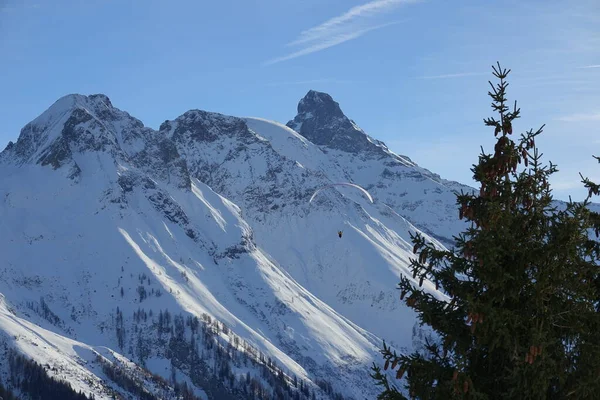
left=372, top=63, right=600, bottom=399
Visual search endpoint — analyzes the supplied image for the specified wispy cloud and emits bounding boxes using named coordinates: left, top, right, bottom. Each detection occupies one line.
left=550, top=179, right=583, bottom=191
left=264, top=0, right=419, bottom=65
left=265, top=21, right=401, bottom=65
left=516, top=78, right=594, bottom=88
left=0, top=2, right=40, bottom=12
left=416, top=72, right=489, bottom=80
left=577, top=64, right=600, bottom=69
left=266, top=78, right=358, bottom=87
left=557, top=112, right=600, bottom=122
left=289, top=0, right=418, bottom=47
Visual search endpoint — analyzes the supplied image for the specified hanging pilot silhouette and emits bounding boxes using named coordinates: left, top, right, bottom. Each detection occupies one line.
left=307, top=182, right=373, bottom=242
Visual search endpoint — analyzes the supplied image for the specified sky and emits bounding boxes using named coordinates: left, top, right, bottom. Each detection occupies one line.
left=1, top=0, right=599, bottom=201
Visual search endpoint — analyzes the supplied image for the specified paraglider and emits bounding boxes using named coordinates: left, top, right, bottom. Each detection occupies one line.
left=308, top=182, right=373, bottom=204
left=309, top=182, right=373, bottom=238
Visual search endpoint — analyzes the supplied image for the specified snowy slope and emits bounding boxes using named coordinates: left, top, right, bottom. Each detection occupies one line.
left=0, top=164, right=377, bottom=398
left=244, top=115, right=468, bottom=245
left=0, top=92, right=462, bottom=399
left=154, top=105, right=454, bottom=349
left=284, top=90, right=475, bottom=245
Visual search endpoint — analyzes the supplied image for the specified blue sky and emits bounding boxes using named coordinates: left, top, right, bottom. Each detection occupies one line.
left=1, top=0, right=599, bottom=201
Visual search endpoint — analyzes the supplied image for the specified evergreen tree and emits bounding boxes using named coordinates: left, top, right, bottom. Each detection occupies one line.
left=372, top=63, right=600, bottom=399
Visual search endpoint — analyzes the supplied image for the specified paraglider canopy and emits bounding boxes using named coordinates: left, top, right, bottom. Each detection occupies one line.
left=309, top=182, right=373, bottom=204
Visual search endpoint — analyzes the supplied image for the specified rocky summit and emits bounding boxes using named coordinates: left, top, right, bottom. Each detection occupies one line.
left=287, top=90, right=388, bottom=155
left=0, top=91, right=473, bottom=399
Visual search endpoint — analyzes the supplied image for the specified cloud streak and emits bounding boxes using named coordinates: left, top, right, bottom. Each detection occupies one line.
left=0, top=2, right=40, bottom=12
left=289, top=0, right=418, bottom=47
left=557, top=112, right=600, bottom=122
left=577, top=64, right=600, bottom=69
left=416, top=72, right=489, bottom=79
left=264, top=21, right=401, bottom=65
left=265, top=0, right=419, bottom=65
left=265, top=78, right=358, bottom=87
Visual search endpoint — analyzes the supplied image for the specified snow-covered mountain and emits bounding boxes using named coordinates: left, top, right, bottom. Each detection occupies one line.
left=0, top=91, right=470, bottom=399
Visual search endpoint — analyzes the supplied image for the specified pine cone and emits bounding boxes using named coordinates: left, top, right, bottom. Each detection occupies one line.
left=506, top=123, right=513, bottom=135
left=397, top=367, right=405, bottom=379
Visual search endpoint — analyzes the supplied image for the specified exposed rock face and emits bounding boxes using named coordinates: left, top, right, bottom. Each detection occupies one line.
left=284, top=90, right=475, bottom=247
left=287, top=90, right=388, bottom=156
left=160, top=110, right=320, bottom=215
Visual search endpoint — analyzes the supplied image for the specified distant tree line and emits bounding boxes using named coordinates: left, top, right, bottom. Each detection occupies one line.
left=112, top=306, right=348, bottom=400
left=117, top=264, right=349, bottom=398
left=25, top=296, right=74, bottom=335
left=6, top=348, right=94, bottom=400
left=2, top=276, right=349, bottom=399
left=96, top=353, right=205, bottom=400
left=0, top=379, right=19, bottom=400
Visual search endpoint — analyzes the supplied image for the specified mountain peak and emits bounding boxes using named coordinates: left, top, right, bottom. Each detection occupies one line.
left=287, top=90, right=389, bottom=156
left=18, top=94, right=116, bottom=140
left=1, top=93, right=143, bottom=171
left=88, top=93, right=113, bottom=108
left=160, top=109, right=250, bottom=144
left=297, top=90, right=345, bottom=119
left=40, top=93, right=113, bottom=118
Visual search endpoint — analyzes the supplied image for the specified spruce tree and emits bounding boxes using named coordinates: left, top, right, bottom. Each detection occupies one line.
left=372, top=63, right=600, bottom=399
